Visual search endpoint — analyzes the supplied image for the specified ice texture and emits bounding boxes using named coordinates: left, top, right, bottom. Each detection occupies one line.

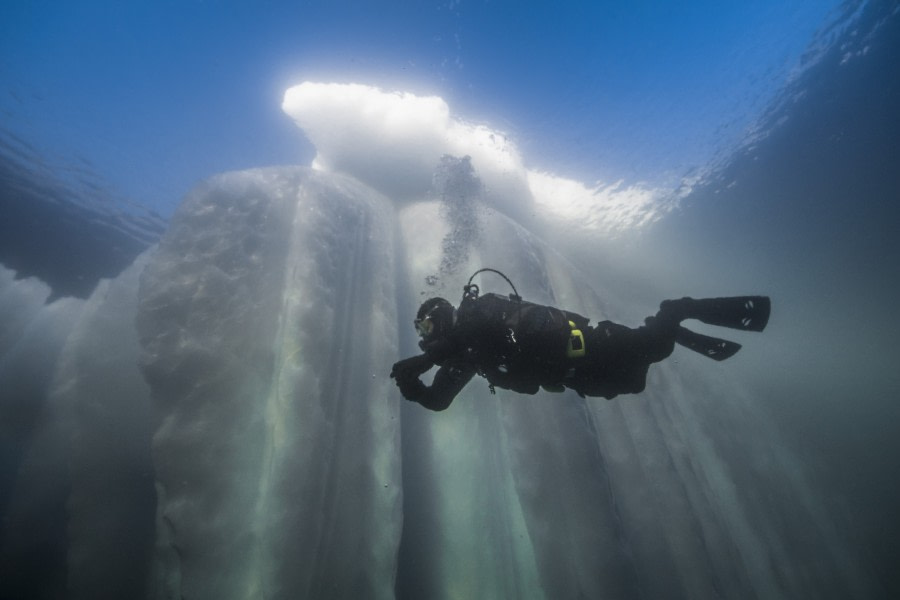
left=136, top=168, right=402, bottom=599
left=0, top=161, right=877, bottom=599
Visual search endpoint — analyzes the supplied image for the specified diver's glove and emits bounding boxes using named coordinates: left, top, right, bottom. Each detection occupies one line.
left=390, top=354, right=433, bottom=401
left=390, top=354, right=433, bottom=380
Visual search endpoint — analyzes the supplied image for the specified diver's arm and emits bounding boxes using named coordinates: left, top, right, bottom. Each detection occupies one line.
left=390, top=356, right=475, bottom=411
left=415, top=363, right=476, bottom=411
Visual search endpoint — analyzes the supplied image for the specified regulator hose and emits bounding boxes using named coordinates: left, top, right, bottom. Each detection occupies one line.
left=462, top=268, right=522, bottom=302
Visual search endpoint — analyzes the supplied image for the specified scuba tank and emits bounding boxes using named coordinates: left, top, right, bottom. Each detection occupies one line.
left=458, top=269, right=589, bottom=392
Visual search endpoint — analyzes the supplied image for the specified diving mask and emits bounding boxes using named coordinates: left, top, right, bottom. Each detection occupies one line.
left=414, top=317, right=434, bottom=338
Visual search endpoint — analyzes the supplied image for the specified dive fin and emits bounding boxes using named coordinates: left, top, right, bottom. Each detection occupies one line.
left=675, top=326, right=742, bottom=361
left=669, top=296, right=771, bottom=332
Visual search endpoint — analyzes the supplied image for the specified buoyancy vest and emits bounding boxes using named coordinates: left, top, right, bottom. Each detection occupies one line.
left=451, top=293, right=590, bottom=393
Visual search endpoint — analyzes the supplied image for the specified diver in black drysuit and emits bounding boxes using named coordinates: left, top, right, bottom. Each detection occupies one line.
left=390, top=273, right=770, bottom=411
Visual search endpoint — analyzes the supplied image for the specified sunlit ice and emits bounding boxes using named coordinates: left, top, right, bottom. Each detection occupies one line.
left=282, top=80, right=673, bottom=237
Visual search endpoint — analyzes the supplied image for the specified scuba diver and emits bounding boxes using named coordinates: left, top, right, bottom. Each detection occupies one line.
left=390, top=269, right=770, bottom=411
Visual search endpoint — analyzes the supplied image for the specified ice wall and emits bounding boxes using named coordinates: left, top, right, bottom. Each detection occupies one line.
left=0, top=158, right=877, bottom=600
left=0, top=268, right=85, bottom=598
left=0, top=80, right=883, bottom=599
left=136, top=168, right=402, bottom=599
left=49, top=251, right=156, bottom=600
left=393, top=170, right=788, bottom=600
left=395, top=187, right=642, bottom=599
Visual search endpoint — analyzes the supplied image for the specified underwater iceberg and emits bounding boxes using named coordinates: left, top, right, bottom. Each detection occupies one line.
left=0, top=83, right=879, bottom=600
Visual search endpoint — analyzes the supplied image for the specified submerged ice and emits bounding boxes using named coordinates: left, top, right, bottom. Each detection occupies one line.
left=0, top=82, right=880, bottom=599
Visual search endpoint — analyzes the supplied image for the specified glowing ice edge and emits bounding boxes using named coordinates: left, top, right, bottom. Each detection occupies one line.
left=282, top=81, right=674, bottom=235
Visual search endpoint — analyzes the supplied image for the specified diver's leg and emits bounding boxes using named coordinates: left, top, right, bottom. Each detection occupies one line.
left=571, top=323, right=656, bottom=399
left=636, top=313, right=679, bottom=363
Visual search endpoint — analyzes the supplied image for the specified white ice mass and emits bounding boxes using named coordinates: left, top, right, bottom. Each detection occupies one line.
left=0, top=82, right=876, bottom=599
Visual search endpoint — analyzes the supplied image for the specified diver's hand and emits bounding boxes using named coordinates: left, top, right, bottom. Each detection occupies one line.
left=390, top=355, right=433, bottom=401
left=389, top=354, right=433, bottom=380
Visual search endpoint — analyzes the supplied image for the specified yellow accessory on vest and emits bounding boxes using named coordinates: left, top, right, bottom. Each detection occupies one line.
left=566, top=321, right=585, bottom=358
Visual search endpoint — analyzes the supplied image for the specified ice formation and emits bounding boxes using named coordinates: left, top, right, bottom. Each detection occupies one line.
left=0, top=83, right=874, bottom=599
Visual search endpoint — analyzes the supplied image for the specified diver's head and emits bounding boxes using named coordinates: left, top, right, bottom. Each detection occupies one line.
left=415, top=297, right=455, bottom=341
